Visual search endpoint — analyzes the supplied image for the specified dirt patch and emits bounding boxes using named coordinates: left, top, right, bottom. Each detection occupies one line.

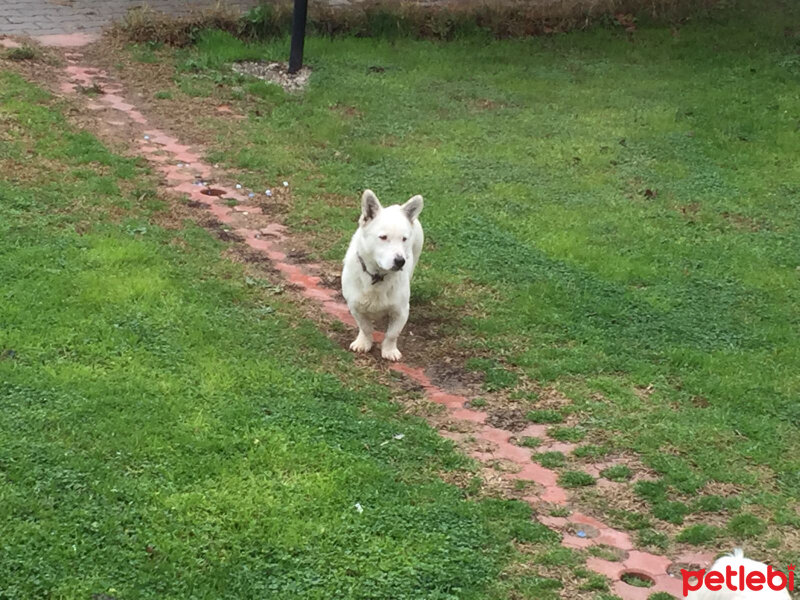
left=468, top=98, right=509, bottom=112
left=232, top=61, right=311, bottom=93
left=286, top=249, right=310, bottom=263
left=318, top=272, right=341, bottom=290
left=667, top=561, right=703, bottom=578
left=720, top=211, right=764, bottom=232
left=330, top=103, right=363, bottom=118
left=201, top=218, right=243, bottom=242
left=485, top=408, right=530, bottom=433
left=426, top=361, right=483, bottom=395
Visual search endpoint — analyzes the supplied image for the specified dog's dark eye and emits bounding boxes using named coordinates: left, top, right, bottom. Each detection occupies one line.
left=402, top=237, right=407, bottom=242
left=379, top=235, right=388, bottom=241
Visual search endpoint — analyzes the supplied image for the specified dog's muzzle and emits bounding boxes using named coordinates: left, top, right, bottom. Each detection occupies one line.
left=392, top=256, right=406, bottom=271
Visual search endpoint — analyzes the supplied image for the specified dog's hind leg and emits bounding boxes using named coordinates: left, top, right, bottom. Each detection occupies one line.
left=349, top=307, right=375, bottom=354
left=381, top=307, right=409, bottom=361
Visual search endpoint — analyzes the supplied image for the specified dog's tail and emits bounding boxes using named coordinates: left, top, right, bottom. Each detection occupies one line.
left=730, top=548, right=744, bottom=559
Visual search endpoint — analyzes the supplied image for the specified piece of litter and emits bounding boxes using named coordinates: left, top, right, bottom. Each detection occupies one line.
left=248, top=192, right=255, bottom=198
left=577, top=530, right=587, bottom=538
left=177, top=163, right=183, bottom=167
left=243, top=212, right=249, bottom=215
left=265, top=189, right=272, bottom=197
left=235, top=184, right=242, bottom=189
left=380, top=433, right=405, bottom=446
left=282, top=181, right=289, bottom=187
left=354, top=503, right=363, bottom=514
left=143, top=135, right=150, bottom=140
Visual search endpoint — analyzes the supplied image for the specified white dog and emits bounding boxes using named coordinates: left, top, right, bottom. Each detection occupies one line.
left=685, top=549, right=792, bottom=599
left=341, top=190, right=424, bottom=361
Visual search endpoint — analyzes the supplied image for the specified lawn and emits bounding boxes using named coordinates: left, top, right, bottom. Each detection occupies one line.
left=104, top=4, right=800, bottom=556
left=0, top=71, right=572, bottom=600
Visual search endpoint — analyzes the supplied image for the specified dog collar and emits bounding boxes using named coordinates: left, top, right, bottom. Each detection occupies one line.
left=357, top=254, right=385, bottom=285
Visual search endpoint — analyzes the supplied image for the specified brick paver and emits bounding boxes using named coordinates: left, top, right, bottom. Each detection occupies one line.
left=0, top=0, right=262, bottom=37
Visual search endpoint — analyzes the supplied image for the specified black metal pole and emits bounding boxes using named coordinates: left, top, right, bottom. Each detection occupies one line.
left=288, top=0, right=308, bottom=74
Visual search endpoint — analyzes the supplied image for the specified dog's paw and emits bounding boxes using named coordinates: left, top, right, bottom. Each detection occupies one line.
left=381, top=346, right=402, bottom=362
left=350, top=336, right=373, bottom=353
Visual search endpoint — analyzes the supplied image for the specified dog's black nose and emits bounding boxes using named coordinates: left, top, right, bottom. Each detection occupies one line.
left=393, top=256, right=406, bottom=270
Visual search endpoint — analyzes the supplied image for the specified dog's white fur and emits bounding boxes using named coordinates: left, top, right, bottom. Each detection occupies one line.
left=341, top=190, right=424, bottom=361
left=686, top=549, right=791, bottom=599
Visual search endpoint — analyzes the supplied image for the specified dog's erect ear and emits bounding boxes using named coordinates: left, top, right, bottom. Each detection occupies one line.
left=360, top=189, right=382, bottom=226
left=402, top=195, right=424, bottom=222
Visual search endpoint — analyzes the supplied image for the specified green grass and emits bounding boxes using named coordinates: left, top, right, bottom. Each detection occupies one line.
left=621, top=573, right=654, bottom=588
left=157, top=5, right=800, bottom=542
left=677, top=524, right=722, bottom=545
left=727, top=513, right=767, bottom=538
left=691, top=494, right=740, bottom=513
left=526, top=409, right=565, bottom=424
left=5, top=46, right=38, bottom=61
left=535, top=451, right=567, bottom=468
left=559, top=471, right=596, bottom=488
left=519, top=436, right=542, bottom=448
left=572, top=445, right=611, bottom=459
left=0, top=71, right=569, bottom=600
left=636, top=528, right=669, bottom=551
left=600, top=465, right=633, bottom=482
left=548, top=426, right=586, bottom=443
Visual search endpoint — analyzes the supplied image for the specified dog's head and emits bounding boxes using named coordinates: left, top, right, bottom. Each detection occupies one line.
left=358, top=189, right=423, bottom=272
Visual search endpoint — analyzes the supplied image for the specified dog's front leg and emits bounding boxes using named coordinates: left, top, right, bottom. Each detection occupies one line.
left=349, top=307, right=375, bottom=354
left=381, top=306, right=409, bottom=361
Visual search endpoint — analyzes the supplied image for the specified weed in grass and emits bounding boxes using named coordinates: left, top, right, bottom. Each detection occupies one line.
left=648, top=593, right=676, bottom=600
left=600, top=465, right=633, bottom=482
left=465, top=476, right=483, bottom=497
left=6, top=46, right=38, bottom=60
left=507, top=575, right=562, bottom=599
left=559, top=471, right=596, bottom=488
left=634, top=480, right=668, bottom=503
left=465, top=357, right=518, bottom=391
left=578, top=573, right=609, bottom=591
left=548, top=426, right=586, bottom=442
left=549, top=507, right=571, bottom=518
left=573, top=444, right=611, bottom=459
left=607, top=509, right=652, bottom=531
left=514, top=479, right=532, bottom=492
left=154, top=90, right=173, bottom=99
left=621, top=573, right=654, bottom=588
left=691, top=494, right=739, bottom=513
left=468, top=397, right=487, bottom=408
left=652, top=501, right=690, bottom=525
left=677, top=524, right=722, bottom=545
left=519, top=436, right=542, bottom=448
left=727, top=514, right=767, bottom=538
left=589, top=545, right=625, bottom=561
left=774, top=508, right=800, bottom=528
left=537, top=547, right=581, bottom=567
left=526, top=409, right=564, bottom=424
left=636, top=528, right=669, bottom=551
left=536, top=451, right=567, bottom=468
